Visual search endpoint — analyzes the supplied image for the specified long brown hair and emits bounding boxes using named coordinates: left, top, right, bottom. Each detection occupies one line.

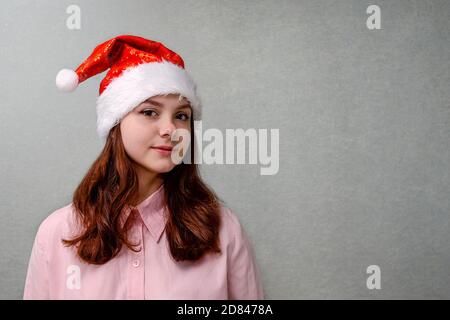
left=62, top=117, right=223, bottom=265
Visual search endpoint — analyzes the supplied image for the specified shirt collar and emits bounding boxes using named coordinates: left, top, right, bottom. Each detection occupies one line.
left=121, top=183, right=167, bottom=243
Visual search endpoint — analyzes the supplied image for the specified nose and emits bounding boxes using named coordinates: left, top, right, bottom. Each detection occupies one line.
left=159, top=118, right=177, bottom=138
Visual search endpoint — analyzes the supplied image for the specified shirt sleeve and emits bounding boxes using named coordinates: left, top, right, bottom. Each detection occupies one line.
left=23, top=222, right=50, bottom=300
left=227, top=211, right=265, bottom=300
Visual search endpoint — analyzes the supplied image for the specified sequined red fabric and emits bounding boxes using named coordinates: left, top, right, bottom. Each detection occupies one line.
left=74, top=35, right=185, bottom=94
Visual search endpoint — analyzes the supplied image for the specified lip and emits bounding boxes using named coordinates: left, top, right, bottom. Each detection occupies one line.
left=151, top=146, right=173, bottom=156
left=152, top=145, right=173, bottom=151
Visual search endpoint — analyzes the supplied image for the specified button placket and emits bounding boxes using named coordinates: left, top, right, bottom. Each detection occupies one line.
left=126, top=214, right=145, bottom=299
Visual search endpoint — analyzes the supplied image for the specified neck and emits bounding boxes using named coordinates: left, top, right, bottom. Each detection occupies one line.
left=132, top=164, right=164, bottom=206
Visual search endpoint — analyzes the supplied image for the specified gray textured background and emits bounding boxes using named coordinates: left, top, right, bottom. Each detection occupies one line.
left=0, top=0, right=449, bottom=299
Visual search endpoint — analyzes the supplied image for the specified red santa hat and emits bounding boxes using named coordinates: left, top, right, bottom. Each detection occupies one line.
left=55, top=35, right=202, bottom=142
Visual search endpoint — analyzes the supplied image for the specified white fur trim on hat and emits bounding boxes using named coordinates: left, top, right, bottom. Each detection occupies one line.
left=96, top=60, right=202, bottom=142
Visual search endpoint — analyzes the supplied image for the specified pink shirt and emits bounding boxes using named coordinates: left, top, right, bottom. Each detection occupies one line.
left=23, top=184, right=264, bottom=300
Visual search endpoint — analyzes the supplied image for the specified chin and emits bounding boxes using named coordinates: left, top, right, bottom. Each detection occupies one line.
left=148, top=162, right=177, bottom=173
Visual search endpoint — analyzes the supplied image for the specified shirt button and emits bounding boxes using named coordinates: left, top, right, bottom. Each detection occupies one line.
left=132, top=260, right=140, bottom=267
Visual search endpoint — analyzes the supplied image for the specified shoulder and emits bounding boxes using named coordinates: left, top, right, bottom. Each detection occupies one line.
left=219, top=204, right=242, bottom=225
left=219, top=205, right=240, bottom=231
left=218, top=205, right=249, bottom=247
left=35, top=203, right=79, bottom=248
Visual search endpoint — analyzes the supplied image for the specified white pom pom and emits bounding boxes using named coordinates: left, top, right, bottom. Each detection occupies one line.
left=56, top=69, right=79, bottom=92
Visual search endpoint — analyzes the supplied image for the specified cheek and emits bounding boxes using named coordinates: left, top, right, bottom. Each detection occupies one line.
left=121, top=120, right=155, bottom=152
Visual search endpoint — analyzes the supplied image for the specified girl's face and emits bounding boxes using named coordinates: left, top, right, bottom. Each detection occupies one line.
left=120, top=94, right=192, bottom=174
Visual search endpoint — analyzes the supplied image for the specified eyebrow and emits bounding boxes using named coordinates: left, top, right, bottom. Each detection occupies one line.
left=144, top=98, right=191, bottom=110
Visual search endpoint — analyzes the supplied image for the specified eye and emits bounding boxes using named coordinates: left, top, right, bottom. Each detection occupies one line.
left=142, top=109, right=158, bottom=117
left=176, top=113, right=190, bottom=121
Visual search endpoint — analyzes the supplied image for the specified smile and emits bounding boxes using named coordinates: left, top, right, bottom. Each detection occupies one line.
left=151, top=147, right=172, bottom=156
